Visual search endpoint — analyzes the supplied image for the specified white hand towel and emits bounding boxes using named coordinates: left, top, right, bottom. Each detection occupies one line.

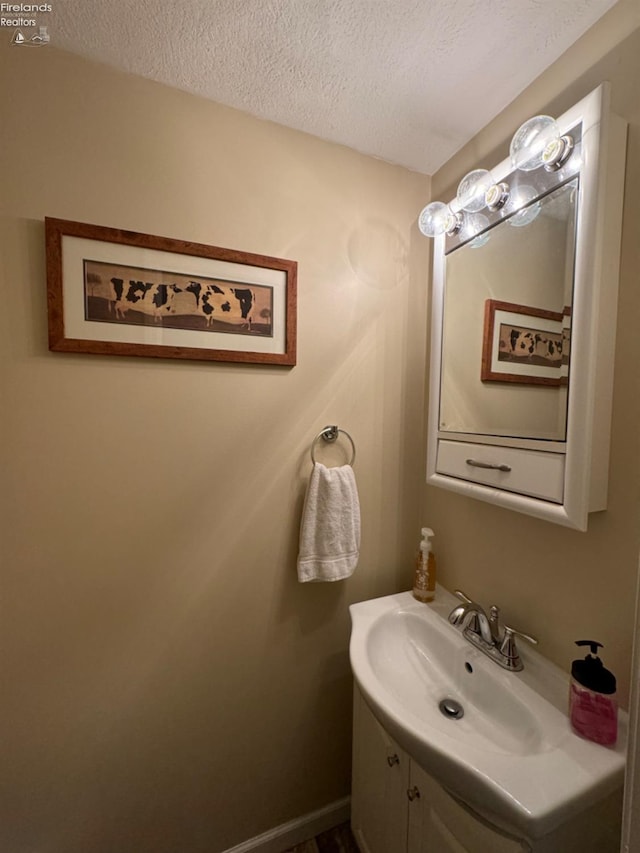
left=297, top=462, right=361, bottom=583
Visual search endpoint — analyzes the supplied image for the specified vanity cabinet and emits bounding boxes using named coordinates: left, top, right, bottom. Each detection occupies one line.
left=351, top=686, right=621, bottom=853
left=351, top=687, right=525, bottom=853
left=351, top=684, right=408, bottom=853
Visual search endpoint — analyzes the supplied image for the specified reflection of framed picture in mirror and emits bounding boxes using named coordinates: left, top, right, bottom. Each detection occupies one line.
left=481, top=299, right=567, bottom=386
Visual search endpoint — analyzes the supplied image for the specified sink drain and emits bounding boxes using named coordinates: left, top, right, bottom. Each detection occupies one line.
left=439, top=698, right=464, bottom=720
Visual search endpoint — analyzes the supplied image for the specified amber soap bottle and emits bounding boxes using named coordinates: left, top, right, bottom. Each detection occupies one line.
left=412, top=527, right=436, bottom=602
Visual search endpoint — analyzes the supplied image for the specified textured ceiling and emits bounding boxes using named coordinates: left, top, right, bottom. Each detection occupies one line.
left=52, top=0, right=620, bottom=174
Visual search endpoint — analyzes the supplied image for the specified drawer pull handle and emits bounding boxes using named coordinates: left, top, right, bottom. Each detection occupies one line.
left=466, top=458, right=512, bottom=473
left=407, top=786, right=421, bottom=801
left=387, top=753, right=400, bottom=767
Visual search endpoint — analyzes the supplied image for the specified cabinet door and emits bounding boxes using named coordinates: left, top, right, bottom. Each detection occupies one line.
left=410, top=762, right=526, bottom=853
left=351, top=687, right=409, bottom=853
left=407, top=762, right=466, bottom=853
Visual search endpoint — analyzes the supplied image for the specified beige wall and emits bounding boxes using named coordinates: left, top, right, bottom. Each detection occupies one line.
left=0, top=43, right=429, bottom=852
left=3, top=4, right=640, bottom=852
left=426, top=2, right=640, bottom=709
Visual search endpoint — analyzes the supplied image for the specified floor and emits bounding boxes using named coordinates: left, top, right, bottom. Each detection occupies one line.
left=283, top=821, right=359, bottom=852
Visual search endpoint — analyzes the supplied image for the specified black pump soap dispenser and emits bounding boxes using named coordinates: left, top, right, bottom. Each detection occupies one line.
left=569, top=640, right=617, bottom=746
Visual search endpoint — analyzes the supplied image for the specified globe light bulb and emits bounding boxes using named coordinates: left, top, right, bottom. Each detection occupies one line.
left=456, top=169, right=493, bottom=212
left=509, top=115, right=560, bottom=172
left=418, top=202, right=461, bottom=238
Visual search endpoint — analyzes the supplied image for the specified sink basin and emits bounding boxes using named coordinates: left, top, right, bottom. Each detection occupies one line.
left=349, top=589, right=627, bottom=840
left=367, top=602, right=559, bottom=757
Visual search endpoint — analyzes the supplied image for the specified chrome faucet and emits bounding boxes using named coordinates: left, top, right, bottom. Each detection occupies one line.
left=448, top=590, right=538, bottom=672
left=448, top=594, right=494, bottom=645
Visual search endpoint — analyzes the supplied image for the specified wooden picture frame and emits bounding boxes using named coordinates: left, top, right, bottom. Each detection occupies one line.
left=481, top=299, right=566, bottom=386
left=45, top=218, right=297, bottom=366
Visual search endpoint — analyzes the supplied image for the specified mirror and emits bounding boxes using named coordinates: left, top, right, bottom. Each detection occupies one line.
left=426, top=84, right=627, bottom=530
left=441, top=177, right=578, bottom=442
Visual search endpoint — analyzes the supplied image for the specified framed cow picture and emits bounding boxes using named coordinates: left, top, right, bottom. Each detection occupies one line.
left=45, top=218, right=297, bottom=365
left=481, top=299, right=569, bottom=386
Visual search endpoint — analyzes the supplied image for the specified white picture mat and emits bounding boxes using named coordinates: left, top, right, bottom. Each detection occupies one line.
left=491, top=309, right=563, bottom=379
left=62, top=236, right=287, bottom=355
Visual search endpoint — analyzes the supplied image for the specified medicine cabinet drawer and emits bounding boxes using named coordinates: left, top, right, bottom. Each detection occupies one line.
left=436, top=440, right=565, bottom=503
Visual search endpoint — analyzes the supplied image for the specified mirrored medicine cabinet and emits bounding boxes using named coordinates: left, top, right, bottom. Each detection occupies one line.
left=425, top=84, right=627, bottom=530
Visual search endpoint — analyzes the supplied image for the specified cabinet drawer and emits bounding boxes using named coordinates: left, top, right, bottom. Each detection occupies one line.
left=436, top=440, right=564, bottom=503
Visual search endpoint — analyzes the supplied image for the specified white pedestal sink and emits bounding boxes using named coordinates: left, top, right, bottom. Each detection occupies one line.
left=349, top=588, right=627, bottom=841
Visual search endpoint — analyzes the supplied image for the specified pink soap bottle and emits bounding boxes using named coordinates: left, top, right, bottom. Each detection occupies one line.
left=569, top=640, right=617, bottom=746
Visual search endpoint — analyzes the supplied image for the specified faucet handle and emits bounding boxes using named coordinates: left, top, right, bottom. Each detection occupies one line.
left=454, top=590, right=473, bottom=605
left=489, top=605, right=501, bottom=643
left=499, top=624, right=538, bottom=661
left=504, top=625, right=538, bottom=645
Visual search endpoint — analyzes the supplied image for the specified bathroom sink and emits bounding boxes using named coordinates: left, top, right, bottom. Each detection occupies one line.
left=349, top=589, right=627, bottom=840
left=366, top=601, right=558, bottom=757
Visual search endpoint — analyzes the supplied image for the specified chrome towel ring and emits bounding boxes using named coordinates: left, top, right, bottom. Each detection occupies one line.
left=310, top=425, right=356, bottom=466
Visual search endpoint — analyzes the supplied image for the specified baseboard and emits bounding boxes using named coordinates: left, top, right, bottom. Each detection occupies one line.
left=221, top=796, right=351, bottom=853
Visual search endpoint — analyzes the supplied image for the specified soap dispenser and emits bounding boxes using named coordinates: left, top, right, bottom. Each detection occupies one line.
left=412, top=528, right=436, bottom=603
left=569, top=640, right=617, bottom=746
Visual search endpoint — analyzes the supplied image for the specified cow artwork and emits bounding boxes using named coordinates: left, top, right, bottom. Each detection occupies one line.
left=47, top=217, right=297, bottom=365
left=497, top=324, right=564, bottom=367
left=83, top=260, right=273, bottom=337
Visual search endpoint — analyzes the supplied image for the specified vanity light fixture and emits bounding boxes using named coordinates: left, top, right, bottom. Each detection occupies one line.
left=419, top=176, right=504, bottom=240
left=419, top=173, right=510, bottom=239
left=485, top=181, right=510, bottom=211
left=418, top=110, right=575, bottom=239
left=541, top=133, right=574, bottom=171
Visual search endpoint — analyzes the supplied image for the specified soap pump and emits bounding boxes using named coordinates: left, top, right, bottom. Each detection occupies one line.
left=412, top=528, right=436, bottom=603
left=569, top=640, right=617, bottom=746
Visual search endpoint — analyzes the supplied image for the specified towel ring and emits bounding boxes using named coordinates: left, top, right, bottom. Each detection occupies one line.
left=310, top=425, right=356, bottom=466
